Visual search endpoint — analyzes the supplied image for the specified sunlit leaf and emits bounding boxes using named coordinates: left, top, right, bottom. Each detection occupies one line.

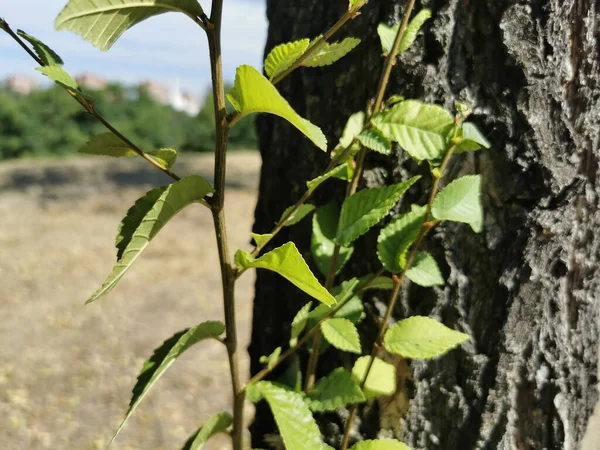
left=235, top=243, right=336, bottom=306
left=321, top=318, right=361, bottom=354
left=377, top=9, right=432, bottom=55
left=247, top=382, right=327, bottom=450
left=112, top=321, right=225, bottom=445
left=252, top=233, right=274, bottom=248
left=384, top=316, right=469, bottom=359
left=357, top=128, right=392, bottom=155
left=87, top=176, right=214, bottom=303
left=55, top=0, right=205, bottom=51
left=265, top=39, right=310, bottom=80
left=311, top=201, right=354, bottom=277
left=336, top=177, right=420, bottom=246
left=350, top=440, right=410, bottom=450
left=352, top=356, right=396, bottom=399
left=149, top=148, right=177, bottom=169
left=181, top=412, right=233, bottom=450
left=227, top=65, right=327, bottom=150
left=306, top=163, right=353, bottom=192
left=260, top=347, right=282, bottom=369
left=372, top=100, right=454, bottom=162
left=17, top=30, right=63, bottom=66
left=290, top=302, right=313, bottom=347
left=431, top=175, right=483, bottom=232
left=36, top=66, right=79, bottom=91
left=278, top=204, right=316, bottom=227
left=404, top=251, right=444, bottom=287
left=307, top=368, right=365, bottom=411
left=303, top=37, right=361, bottom=67
left=455, top=122, right=491, bottom=153
left=339, top=111, right=365, bottom=149
left=78, top=132, right=135, bottom=158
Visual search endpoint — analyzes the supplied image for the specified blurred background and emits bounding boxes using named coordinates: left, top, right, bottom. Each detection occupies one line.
left=0, top=1, right=266, bottom=448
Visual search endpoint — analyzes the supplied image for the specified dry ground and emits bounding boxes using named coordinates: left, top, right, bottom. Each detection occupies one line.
left=0, top=152, right=261, bottom=450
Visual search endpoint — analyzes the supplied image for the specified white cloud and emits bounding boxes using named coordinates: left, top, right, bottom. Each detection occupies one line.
left=0, top=0, right=267, bottom=95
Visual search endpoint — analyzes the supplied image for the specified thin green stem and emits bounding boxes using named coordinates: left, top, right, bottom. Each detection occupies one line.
left=340, top=147, right=456, bottom=450
left=0, top=19, right=188, bottom=191
left=206, top=3, right=244, bottom=449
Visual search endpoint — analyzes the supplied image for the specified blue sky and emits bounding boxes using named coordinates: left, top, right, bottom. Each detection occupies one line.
left=0, top=0, right=267, bottom=95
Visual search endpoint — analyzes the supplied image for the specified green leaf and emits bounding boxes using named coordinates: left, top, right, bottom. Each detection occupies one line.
left=88, top=176, right=214, bottom=303
left=431, top=175, right=483, bottom=232
left=55, top=0, right=204, bottom=51
left=306, top=163, right=353, bottom=192
left=377, top=205, right=426, bottom=273
left=227, top=65, right=327, bottom=150
left=356, top=128, right=392, bottom=155
left=303, top=37, right=361, bottom=67
left=279, top=204, right=316, bottom=227
left=384, top=316, right=469, bottom=359
left=307, top=368, right=365, bottom=411
left=455, top=122, right=491, bottom=153
left=372, top=100, right=455, bottom=162
left=290, top=302, right=313, bottom=346
left=36, top=66, right=79, bottom=91
left=350, top=440, right=411, bottom=450
left=260, top=347, right=282, bottom=369
left=181, top=412, right=233, bottom=450
left=405, top=251, right=444, bottom=287
left=248, top=382, right=327, bottom=450
left=377, top=9, right=432, bottom=55
left=321, top=318, right=361, bottom=354
left=358, top=274, right=395, bottom=291
left=17, top=30, right=63, bottom=66
left=235, top=243, right=336, bottom=306
left=308, top=279, right=364, bottom=328
left=252, top=233, right=274, bottom=248
left=349, top=0, right=367, bottom=12
left=277, top=354, right=303, bottom=392
left=352, top=356, right=396, bottom=399
left=112, top=321, right=225, bottom=445
left=311, top=202, right=354, bottom=277
left=265, top=39, right=310, bottom=80
left=339, top=111, right=365, bottom=149
left=116, top=185, right=167, bottom=259
left=336, top=176, right=421, bottom=246
left=149, top=148, right=177, bottom=169
left=78, top=132, right=136, bottom=158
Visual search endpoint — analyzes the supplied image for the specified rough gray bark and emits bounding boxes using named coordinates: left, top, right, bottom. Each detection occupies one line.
left=248, top=1, right=600, bottom=449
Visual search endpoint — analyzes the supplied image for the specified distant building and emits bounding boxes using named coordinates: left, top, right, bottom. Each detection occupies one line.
left=139, top=81, right=170, bottom=105
left=6, top=75, right=39, bottom=95
left=75, top=74, right=108, bottom=91
left=169, top=79, right=201, bottom=116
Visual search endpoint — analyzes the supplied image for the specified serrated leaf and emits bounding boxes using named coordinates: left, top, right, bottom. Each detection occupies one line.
left=306, top=163, right=353, bottom=192
left=311, top=202, right=354, bottom=277
left=55, top=0, right=204, bottom=51
left=235, top=243, right=336, bottom=306
left=321, top=318, right=361, bottom=354
left=350, top=440, right=411, bottom=450
left=227, top=65, right=326, bottom=150
left=252, top=233, right=273, bottom=248
left=377, top=9, right=432, bottom=55
left=248, top=382, right=327, bottom=450
left=112, top=321, right=225, bottom=445
left=278, top=204, right=316, bottom=227
left=357, top=128, right=392, bottom=155
left=339, top=111, right=365, bottom=148
left=88, top=176, right=214, bottom=303
left=17, top=30, right=63, bottom=66
left=372, top=100, right=455, bottom=162
left=352, top=356, right=396, bottom=399
left=115, top=185, right=167, bottom=259
left=36, top=65, right=79, bottom=91
left=455, top=122, right=490, bottom=153
left=431, top=175, right=483, bottom=232
left=265, top=39, right=310, bottom=80
left=78, top=132, right=136, bottom=158
left=384, top=316, right=469, bottom=359
left=308, top=279, right=363, bottom=328
left=181, top=412, right=233, bottom=450
left=303, top=37, right=361, bottom=67
left=377, top=205, right=426, bottom=273
left=336, top=177, right=420, bottom=246
left=307, top=368, right=365, bottom=411
left=290, top=302, right=313, bottom=347
left=149, top=148, right=177, bottom=169
left=404, top=251, right=444, bottom=287
left=358, top=274, right=395, bottom=291
left=260, top=347, right=282, bottom=369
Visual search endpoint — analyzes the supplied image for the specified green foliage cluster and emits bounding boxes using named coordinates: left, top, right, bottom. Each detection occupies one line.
left=2, top=0, right=493, bottom=449
left=0, top=82, right=257, bottom=160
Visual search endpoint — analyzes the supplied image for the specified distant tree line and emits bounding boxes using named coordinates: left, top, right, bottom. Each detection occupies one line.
left=0, top=82, right=257, bottom=160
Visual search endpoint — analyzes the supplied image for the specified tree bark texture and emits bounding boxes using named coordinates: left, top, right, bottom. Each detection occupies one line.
left=249, top=1, right=600, bottom=449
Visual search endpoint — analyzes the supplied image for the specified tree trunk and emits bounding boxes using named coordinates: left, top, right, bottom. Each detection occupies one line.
left=248, top=1, right=600, bottom=449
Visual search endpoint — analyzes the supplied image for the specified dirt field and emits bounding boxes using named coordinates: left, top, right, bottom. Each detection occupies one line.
left=0, top=152, right=261, bottom=450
